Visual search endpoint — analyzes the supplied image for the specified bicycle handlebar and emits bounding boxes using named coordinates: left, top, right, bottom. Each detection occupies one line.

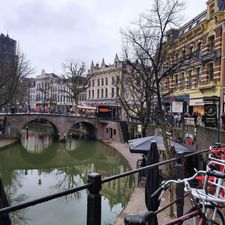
left=150, top=168, right=225, bottom=200
left=206, top=170, right=225, bottom=179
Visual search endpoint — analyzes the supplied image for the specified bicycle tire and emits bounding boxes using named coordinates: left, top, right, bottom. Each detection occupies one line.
left=177, top=204, right=225, bottom=225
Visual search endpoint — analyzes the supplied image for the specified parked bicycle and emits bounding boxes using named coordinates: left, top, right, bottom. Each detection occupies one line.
left=124, top=168, right=225, bottom=225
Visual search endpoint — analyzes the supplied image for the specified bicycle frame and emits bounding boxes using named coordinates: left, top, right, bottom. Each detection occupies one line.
left=164, top=207, right=205, bottom=225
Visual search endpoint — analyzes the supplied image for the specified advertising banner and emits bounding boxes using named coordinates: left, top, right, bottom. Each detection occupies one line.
left=204, top=104, right=217, bottom=128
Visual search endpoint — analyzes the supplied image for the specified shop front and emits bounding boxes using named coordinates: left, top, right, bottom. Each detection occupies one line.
left=161, top=95, right=189, bottom=113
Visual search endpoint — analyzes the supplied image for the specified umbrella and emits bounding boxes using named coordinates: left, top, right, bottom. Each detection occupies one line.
left=145, top=141, right=160, bottom=224
left=128, top=135, right=194, bottom=155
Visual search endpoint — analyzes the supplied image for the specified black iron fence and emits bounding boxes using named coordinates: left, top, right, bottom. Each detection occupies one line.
left=0, top=148, right=209, bottom=225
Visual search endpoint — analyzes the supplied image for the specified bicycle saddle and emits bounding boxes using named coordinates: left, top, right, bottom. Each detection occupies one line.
left=124, top=211, right=155, bottom=224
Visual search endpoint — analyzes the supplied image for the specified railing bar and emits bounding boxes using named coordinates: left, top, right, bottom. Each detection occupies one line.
left=102, top=148, right=209, bottom=184
left=0, top=183, right=91, bottom=215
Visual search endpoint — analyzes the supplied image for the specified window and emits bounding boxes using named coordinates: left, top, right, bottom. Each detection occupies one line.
left=101, top=89, right=104, bottom=98
left=92, top=90, right=94, bottom=99
left=88, top=90, right=91, bottom=99
left=97, top=89, right=100, bottom=98
left=105, top=78, right=108, bottom=85
left=196, top=42, right=202, bottom=58
left=102, top=78, right=104, bottom=86
left=105, top=88, right=108, bottom=98
left=112, top=77, right=115, bottom=85
left=111, top=88, right=114, bottom=98
left=208, top=63, right=214, bottom=81
left=188, top=71, right=192, bottom=86
left=92, top=80, right=95, bottom=87
left=208, top=36, right=215, bottom=52
left=98, top=79, right=100, bottom=86
left=116, top=87, right=119, bottom=97
left=189, top=46, right=193, bottom=58
left=181, top=73, right=185, bottom=88
left=196, top=67, right=201, bottom=85
left=182, top=49, right=186, bottom=59
left=113, top=129, right=116, bottom=135
left=175, top=75, right=178, bottom=86
left=175, top=53, right=179, bottom=62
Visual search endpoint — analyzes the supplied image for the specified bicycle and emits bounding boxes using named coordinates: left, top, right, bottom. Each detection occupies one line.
left=124, top=168, right=225, bottom=225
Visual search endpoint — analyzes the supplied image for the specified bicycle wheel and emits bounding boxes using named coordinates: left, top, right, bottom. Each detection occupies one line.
left=204, top=205, right=225, bottom=225
left=177, top=205, right=225, bottom=225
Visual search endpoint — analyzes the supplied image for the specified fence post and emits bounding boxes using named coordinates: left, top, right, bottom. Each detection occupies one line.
left=87, top=173, right=102, bottom=225
left=175, top=155, right=184, bottom=218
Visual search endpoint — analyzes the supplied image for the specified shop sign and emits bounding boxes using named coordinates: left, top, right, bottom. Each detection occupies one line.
left=172, top=101, right=183, bottom=113
left=204, top=104, right=217, bottom=128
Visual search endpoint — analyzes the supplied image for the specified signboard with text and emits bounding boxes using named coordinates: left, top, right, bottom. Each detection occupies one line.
left=204, top=104, right=217, bottom=128
left=172, top=101, right=183, bottom=113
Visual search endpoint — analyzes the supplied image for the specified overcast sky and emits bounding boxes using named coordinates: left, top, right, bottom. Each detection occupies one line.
left=0, top=0, right=206, bottom=76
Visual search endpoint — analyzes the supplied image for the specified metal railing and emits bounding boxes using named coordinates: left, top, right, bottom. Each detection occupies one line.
left=0, top=148, right=209, bottom=225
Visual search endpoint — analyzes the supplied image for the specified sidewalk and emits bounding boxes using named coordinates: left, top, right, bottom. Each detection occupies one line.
left=104, top=141, right=191, bottom=225
left=0, top=138, right=17, bottom=150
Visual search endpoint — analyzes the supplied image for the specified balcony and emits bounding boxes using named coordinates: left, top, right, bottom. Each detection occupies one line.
left=198, top=81, right=216, bottom=92
left=199, top=50, right=220, bottom=63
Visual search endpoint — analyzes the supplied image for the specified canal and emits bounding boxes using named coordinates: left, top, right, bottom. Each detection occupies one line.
left=0, top=123, right=135, bottom=225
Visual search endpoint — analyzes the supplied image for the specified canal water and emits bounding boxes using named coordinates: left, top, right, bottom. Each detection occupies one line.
left=0, top=124, right=134, bottom=225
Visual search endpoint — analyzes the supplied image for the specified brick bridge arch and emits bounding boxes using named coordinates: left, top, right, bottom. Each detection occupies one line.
left=5, top=114, right=100, bottom=140
left=4, top=113, right=125, bottom=142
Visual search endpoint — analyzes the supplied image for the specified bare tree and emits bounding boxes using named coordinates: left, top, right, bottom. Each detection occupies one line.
left=0, top=48, right=34, bottom=110
left=120, top=0, right=190, bottom=157
left=61, top=60, right=89, bottom=113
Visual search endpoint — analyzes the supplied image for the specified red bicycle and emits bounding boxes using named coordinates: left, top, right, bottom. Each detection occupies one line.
left=124, top=168, right=225, bottom=225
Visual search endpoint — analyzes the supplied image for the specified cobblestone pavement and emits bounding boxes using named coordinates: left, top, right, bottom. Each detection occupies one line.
left=104, top=141, right=192, bottom=225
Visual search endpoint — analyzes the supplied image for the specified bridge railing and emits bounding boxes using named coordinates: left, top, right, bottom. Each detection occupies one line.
left=0, top=148, right=209, bottom=225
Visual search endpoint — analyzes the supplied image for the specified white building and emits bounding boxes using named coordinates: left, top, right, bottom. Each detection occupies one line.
left=86, top=55, right=127, bottom=119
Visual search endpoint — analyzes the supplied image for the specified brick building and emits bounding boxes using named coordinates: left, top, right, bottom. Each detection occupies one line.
left=163, top=0, right=225, bottom=120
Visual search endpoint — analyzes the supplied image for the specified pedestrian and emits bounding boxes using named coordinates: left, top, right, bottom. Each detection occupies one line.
left=201, top=113, right=206, bottom=127
left=192, top=112, right=198, bottom=127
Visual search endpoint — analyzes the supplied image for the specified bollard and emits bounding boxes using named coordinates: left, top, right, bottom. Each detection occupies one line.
left=87, top=173, right=102, bottom=225
left=175, top=156, right=184, bottom=218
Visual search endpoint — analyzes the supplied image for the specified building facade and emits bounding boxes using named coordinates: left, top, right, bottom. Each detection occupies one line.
left=27, top=70, right=87, bottom=113
left=86, top=55, right=127, bottom=119
left=163, top=0, right=225, bottom=124
left=0, top=33, right=16, bottom=60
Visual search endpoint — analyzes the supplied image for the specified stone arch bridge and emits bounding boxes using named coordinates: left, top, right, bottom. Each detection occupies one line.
left=3, top=113, right=127, bottom=142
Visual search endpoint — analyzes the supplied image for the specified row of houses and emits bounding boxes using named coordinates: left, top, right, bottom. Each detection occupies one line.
left=6, top=0, right=225, bottom=126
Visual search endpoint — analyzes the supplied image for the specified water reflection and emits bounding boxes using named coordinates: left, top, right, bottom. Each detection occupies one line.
left=0, top=124, right=135, bottom=225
